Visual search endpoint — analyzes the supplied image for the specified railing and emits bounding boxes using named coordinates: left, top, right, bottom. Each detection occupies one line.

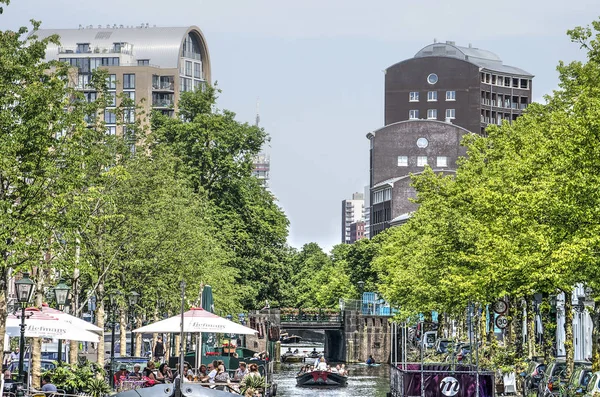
left=153, top=99, right=174, bottom=107
left=182, top=51, right=202, bottom=60
left=280, top=309, right=342, bottom=323
left=152, top=82, right=175, bottom=91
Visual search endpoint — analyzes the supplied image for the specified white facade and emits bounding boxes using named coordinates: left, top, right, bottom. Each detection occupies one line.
left=341, top=192, right=365, bottom=244
left=363, top=185, right=371, bottom=239
left=555, top=286, right=594, bottom=360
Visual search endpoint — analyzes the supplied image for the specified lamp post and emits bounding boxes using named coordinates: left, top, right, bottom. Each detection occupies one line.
left=357, top=281, right=365, bottom=313
left=53, top=279, right=70, bottom=364
left=108, top=292, right=120, bottom=388
left=128, top=291, right=139, bottom=356
left=15, top=273, right=35, bottom=383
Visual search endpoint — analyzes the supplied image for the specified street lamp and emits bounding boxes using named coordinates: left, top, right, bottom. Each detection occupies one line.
left=108, top=291, right=120, bottom=388
left=128, top=291, right=139, bottom=357
left=53, top=279, right=70, bottom=364
left=15, top=273, right=35, bottom=383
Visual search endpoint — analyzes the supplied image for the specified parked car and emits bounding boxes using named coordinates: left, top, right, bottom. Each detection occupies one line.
left=434, top=339, right=454, bottom=355
left=539, top=359, right=591, bottom=397
left=522, top=360, right=546, bottom=397
left=419, top=331, right=437, bottom=351
left=582, top=371, right=600, bottom=397
left=565, top=366, right=593, bottom=397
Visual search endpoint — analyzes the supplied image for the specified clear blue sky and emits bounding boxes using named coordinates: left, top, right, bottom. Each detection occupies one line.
left=3, top=0, right=599, bottom=251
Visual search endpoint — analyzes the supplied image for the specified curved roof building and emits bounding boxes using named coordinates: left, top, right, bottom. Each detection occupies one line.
left=31, top=25, right=212, bottom=135
left=385, top=40, right=534, bottom=135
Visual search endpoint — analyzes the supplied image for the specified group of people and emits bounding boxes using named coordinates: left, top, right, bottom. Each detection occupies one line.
left=298, top=357, right=348, bottom=376
left=114, top=359, right=263, bottom=390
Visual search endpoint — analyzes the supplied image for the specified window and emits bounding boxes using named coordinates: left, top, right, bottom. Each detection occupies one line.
left=137, top=59, right=150, bottom=66
left=107, top=92, right=116, bottom=107
left=85, top=92, right=97, bottom=103
left=446, top=109, right=456, bottom=119
left=104, top=110, right=116, bottom=124
left=397, top=156, right=408, bottom=167
left=185, top=61, right=193, bottom=77
left=417, top=156, right=428, bottom=167
left=123, top=91, right=135, bottom=102
left=76, top=43, right=90, bottom=53
left=427, top=109, right=437, bottom=119
left=123, top=109, right=135, bottom=124
left=180, top=77, right=192, bottom=92
left=123, top=74, right=135, bottom=89
left=194, top=63, right=202, bottom=79
left=427, top=91, right=437, bottom=101
left=409, top=92, right=419, bottom=102
left=446, top=91, right=456, bottom=101
left=373, top=188, right=392, bottom=204
left=106, top=126, right=116, bottom=135
left=409, top=110, right=419, bottom=119
left=77, top=74, right=92, bottom=89
left=107, top=74, right=117, bottom=89
left=437, top=156, right=448, bottom=167
left=427, top=73, right=438, bottom=84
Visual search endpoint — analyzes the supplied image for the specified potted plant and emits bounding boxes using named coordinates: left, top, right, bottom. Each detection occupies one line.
left=240, top=375, right=268, bottom=397
left=85, top=378, right=111, bottom=397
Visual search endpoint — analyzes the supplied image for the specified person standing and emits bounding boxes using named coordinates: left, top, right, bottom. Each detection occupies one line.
left=153, top=337, right=165, bottom=362
left=41, top=376, right=57, bottom=392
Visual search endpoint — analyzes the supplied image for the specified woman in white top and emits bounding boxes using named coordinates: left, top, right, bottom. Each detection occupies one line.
left=316, top=357, right=328, bottom=371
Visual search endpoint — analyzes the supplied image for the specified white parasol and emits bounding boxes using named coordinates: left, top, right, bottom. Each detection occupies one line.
left=133, top=307, right=257, bottom=335
left=5, top=308, right=100, bottom=342
left=40, top=304, right=103, bottom=333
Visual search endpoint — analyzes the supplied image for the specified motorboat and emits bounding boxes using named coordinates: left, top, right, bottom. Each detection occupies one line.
left=296, top=370, right=348, bottom=387
left=280, top=333, right=302, bottom=344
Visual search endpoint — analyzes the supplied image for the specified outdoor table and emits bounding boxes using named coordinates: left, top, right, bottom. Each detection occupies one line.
left=118, top=380, right=146, bottom=391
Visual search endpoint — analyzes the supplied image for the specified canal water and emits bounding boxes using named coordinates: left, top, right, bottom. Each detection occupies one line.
left=272, top=362, right=390, bottom=397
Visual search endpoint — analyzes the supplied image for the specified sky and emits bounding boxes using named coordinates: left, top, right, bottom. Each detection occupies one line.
left=3, top=0, right=600, bottom=252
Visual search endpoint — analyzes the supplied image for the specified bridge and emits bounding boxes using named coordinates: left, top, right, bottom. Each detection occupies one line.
left=247, top=300, right=395, bottom=364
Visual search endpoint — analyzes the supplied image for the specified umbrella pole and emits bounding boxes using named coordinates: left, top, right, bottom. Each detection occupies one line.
left=179, top=281, right=186, bottom=385
left=196, top=285, right=203, bottom=369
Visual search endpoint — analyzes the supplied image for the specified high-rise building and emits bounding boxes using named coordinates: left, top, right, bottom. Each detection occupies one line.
left=33, top=25, right=211, bottom=135
left=367, top=41, right=533, bottom=237
left=363, top=185, right=371, bottom=239
left=252, top=101, right=271, bottom=186
left=341, top=192, right=364, bottom=244
left=385, top=41, right=533, bottom=135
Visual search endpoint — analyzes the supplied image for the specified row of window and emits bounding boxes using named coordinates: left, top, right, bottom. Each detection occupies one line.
left=397, top=155, right=447, bottom=168
left=371, top=208, right=391, bottom=225
left=409, top=109, right=455, bottom=120
left=104, top=109, right=135, bottom=124
left=373, top=188, right=392, bottom=205
left=182, top=61, right=203, bottom=79
left=481, top=72, right=530, bottom=89
left=410, top=91, right=456, bottom=102
left=180, top=77, right=204, bottom=93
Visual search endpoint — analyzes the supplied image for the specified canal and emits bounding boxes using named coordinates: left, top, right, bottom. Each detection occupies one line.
left=272, top=362, right=390, bottom=397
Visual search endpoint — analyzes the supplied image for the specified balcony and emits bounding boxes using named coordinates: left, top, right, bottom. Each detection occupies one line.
left=182, top=51, right=201, bottom=60
left=152, top=82, right=175, bottom=92
left=153, top=99, right=174, bottom=108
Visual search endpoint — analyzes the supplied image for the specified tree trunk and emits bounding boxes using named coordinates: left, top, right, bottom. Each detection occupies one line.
left=152, top=306, right=159, bottom=359
left=591, top=309, right=600, bottom=372
left=541, top=296, right=556, bottom=362
left=527, top=298, right=536, bottom=358
left=69, top=252, right=80, bottom=364
left=0, top=267, right=8, bottom=363
left=96, top=283, right=105, bottom=365
left=564, top=294, right=574, bottom=378
left=119, top=308, right=127, bottom=357
left=30, top=272, right=45, bottom=389
left=506, top=296, right=514, bottom=345
left=515, top=298, right=524, bottom=358
left=135, top=317, right=142, bottom=357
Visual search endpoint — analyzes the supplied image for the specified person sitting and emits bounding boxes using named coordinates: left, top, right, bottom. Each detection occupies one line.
left=309, top=365, right=315, bottom=372
left=128, top=364, right=143, bottom=380
left=332, top=365, right=341, bottom=373
left=143, top=361, right=157, bottom=386
left=316, top=357, right=327, bottom=371
left=3, top=370, right=15, bottom=392
left=206, top=361, right=218, bottom=383
left=41, top=375, right=58, bottom=392
left=156, top=363, right=172, bottom=383
left=114, top=365, right=129, bottom=384
left=197, top=364, right=208, bottom=378
left=293, top=348, right=299, bottom=354
left=285, top=347, right=292, bottom=355
left=339, top=364, right=348, bottom=376
left=233, top=362, right=248, bottom=381
left=366, top=355, right=375, bottom=365
left=214, top=364, right=230, bottom=384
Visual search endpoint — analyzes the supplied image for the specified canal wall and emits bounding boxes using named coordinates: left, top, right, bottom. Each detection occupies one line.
left=344, top=310, right=391, bottom=364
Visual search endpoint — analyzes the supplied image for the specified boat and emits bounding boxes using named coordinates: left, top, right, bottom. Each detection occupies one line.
left=282, top=354, right=304, bottom=363
left=296, top=371, right=348, bottom=387
left=280, top=333, right=303, bottom=344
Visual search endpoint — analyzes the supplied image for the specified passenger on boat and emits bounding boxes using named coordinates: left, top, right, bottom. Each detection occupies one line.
left=234, top=362, right=248, bottom=381
left=366, top=355, right=375, bottom=365
left=198, top=364, right=208, bottom=378
left=293, top=348, right=299, bottom=354
left=316, top=357, right=328, bottom=371
left=340, top=364, right=348, bottom=376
